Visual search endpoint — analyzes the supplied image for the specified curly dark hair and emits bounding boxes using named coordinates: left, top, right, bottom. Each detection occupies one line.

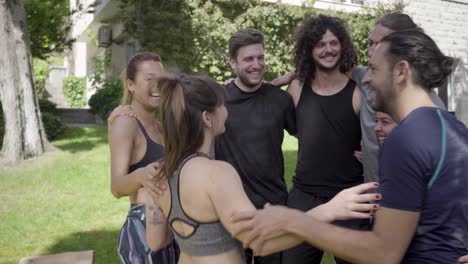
left=293, top=15, right=357, bottom=85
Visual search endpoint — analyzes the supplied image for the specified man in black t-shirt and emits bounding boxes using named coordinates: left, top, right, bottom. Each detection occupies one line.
left=215, top=28, right=296, bottom=264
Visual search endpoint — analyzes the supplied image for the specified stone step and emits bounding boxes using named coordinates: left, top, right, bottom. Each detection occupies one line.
left=56, top=108, right=105, bottom=127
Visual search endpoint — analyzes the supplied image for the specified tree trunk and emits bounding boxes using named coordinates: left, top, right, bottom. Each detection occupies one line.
left=0, top=0, right=48, bottom=163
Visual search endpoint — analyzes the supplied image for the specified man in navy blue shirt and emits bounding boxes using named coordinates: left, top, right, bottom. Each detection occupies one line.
left=231, top=30, right=468, bottom=263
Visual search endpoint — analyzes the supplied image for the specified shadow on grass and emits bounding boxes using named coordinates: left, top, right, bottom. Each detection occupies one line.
left=44, top=230, right=120, bottom=264
left=53, top=126, right=109, bottom=153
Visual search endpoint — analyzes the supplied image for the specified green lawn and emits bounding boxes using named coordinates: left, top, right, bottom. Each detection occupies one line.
left=0, top=126, right=333, bottom=264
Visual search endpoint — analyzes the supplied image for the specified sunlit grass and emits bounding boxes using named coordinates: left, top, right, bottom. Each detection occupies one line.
left=0, top=127, right=335, bottom=264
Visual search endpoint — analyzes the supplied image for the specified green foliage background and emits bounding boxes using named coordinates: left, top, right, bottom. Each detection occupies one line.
left=115, top=0, right=404, bottom=81
left=63, top=77, right=87, bottom=108
left=25, top=0, right=75, bottom=60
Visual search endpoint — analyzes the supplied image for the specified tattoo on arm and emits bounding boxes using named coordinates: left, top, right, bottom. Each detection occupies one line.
left=148, top=206, right=165, bottom=225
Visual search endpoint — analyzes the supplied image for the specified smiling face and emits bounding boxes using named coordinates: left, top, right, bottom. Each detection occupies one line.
left=229, top=43, right=265, bottom=90
left=362, top=42, right=396, bottom=113
left=127, top=60, right=165, bottom=111
left=312, top=30, right=342, bottom=72
left=374, top=111, right=397, bottom=146
left=367, top=24, right=393, bottom=60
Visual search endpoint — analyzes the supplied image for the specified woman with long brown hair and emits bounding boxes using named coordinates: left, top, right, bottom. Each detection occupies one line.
left=108, top=52, right=178, bottom=263
left=148, top=74, right=380, bottom=263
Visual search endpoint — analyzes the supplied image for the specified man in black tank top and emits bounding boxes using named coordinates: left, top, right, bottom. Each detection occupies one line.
left=215, top=29, right=296, bottom=264
left=282, top=15, right=364, bottom=264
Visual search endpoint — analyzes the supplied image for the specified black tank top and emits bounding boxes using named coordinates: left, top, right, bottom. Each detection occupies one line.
left=293, top=79, right=363, bottom=196
left=128, top=118, right=164, bottom=173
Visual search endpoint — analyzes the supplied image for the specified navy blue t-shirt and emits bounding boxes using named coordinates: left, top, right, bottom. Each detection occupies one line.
left=378, top=107, right=468, bottom=263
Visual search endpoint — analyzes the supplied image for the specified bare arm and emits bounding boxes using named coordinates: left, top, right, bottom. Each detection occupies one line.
left=208, top=162, right=302, bottom=253
left=109, top=116, right=159, bottom=198
left=141, top=187, right=174, bottom=251
left=286, top=79, right=303, bottom=108
left=352, top=85, right=361, bottom=116
left=231, top=183, right=381, bottom=255
left=210, top=162, right=382, bottom=255
left=285, top=206, right=419, bottom=264
left=270, top=71, right=296, bottom=87
left=459, top=250, right=468, bottom=263
left=109, top=116, right=141, bottom=198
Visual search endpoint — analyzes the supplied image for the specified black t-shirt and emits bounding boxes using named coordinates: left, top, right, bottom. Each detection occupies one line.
left=293, top=79, right=363, bottom=196
left=215, top=82, right=297, bottom=208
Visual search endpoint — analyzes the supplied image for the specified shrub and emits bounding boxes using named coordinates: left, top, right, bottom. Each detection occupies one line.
left=33, top=59, right=50, bottom=100
left=41, top=112, right=66, bottom=140
left=0, top=99, right=66, bottom=148
left=63, top=76, right=87, bottom=108
left=38, top=99, right=66, bottom=140
left=118, top=0, right=404, bottom=80
left=88, top=79, right=123, bottom=120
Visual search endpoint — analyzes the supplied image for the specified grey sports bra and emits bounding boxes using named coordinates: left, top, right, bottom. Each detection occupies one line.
left=167, top=153, right=243, bottom=256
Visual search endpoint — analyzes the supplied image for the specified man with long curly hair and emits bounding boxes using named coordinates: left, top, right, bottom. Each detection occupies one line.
left=282, top=15, right=364, bottom=264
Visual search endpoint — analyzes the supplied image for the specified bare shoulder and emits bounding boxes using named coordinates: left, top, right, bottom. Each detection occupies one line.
left=181, top=158, right=240, bottom=192
left=108, top=115, right=138, bottom=139
left=110, top=115, right=137, bottom=131
left=204, top=159, right=240, bottom=185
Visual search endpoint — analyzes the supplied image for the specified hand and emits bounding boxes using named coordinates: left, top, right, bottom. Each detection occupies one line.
left=137, top=187, right=156, bottom=206
left=231, top=205, right=299, bottom=252
left=320, top=182, right=382, bottom=222
left=138, top=161, right=167, bottom=198
left=459, top=249, right=468, bottom=264
left=354, top=150, right=363, bottom=163
left=223, top=78, right=235, bottom=86
left=108, top=105, right=136, bottom=125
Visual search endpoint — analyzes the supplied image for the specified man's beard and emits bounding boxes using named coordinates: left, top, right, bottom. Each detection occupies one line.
left=315, top=61, right=339, bottom=72
left=237, top=72, right=262, bottom=89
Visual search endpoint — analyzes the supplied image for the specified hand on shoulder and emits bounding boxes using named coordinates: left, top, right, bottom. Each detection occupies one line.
left=108, top=105, right=136, bottom=126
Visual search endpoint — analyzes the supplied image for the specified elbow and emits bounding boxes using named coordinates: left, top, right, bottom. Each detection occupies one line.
left=111, top=185, right=123, bottom=199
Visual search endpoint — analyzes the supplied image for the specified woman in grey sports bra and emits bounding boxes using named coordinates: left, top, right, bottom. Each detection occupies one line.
left=148, top=74, right=382, bottom=264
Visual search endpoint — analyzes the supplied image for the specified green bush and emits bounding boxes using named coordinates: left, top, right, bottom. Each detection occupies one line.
left=33, top=59, right=50, bottom=100
left=38, top=99, right=66, bottom=140
left=118, top=0, right=404, bottom=80
left=88, top=79, right=123, bottom=120
left=41, top=112, right=66, bottom=140
left=0, top=99, right=66, bottom=148
left=38, top=99, right=67, bottom=140
left=63, top=76, right=87, bottom=108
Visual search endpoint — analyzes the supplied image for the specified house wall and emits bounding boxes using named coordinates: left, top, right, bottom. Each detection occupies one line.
left=405, top=0, right=468, bottom=116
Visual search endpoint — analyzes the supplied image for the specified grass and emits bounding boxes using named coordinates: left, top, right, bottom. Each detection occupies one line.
left=0, top=126, right=333, bottom=264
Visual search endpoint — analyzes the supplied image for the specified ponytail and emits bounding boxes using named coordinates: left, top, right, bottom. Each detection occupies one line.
left=156, top=74, right=226, bottom=181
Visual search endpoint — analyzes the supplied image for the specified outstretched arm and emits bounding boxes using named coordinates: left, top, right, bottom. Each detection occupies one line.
left=285, top=206, right=419, bottom=264
left=230, top=182, right=381, bottom=255
left=270, top=71, right=296, bottom=87
left=458, top=250, right=468, bottom=264
left=213, top=160, right=381, bottom=255
left=234, top=204, right=419, bottom=264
